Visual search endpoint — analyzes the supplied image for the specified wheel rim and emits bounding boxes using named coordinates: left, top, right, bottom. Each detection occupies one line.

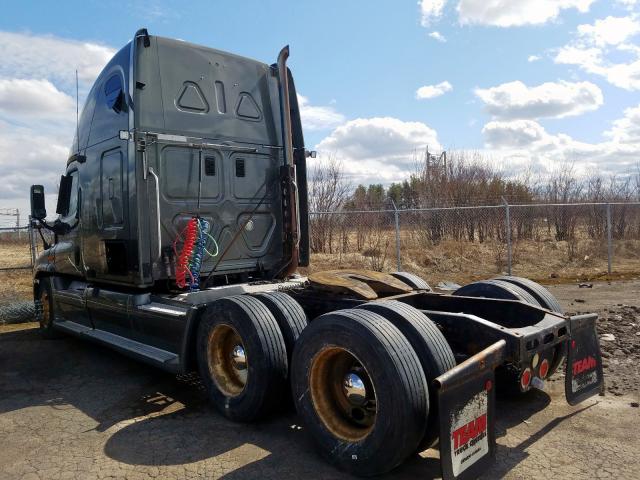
left=309, top=346, right=377, bottom=442
left=207, top=324, right=248, bottom=397
left=40, top=290, right=51, bottom=328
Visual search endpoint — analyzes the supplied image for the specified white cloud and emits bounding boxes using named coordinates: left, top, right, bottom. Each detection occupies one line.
left=419, top=0, right=447, bottom=26
left=606, top=104, right=640, bottom=144
left=297, top=94, right=345, bottom=131
left=316, top=117, right=441, bottom=183
left=428, top=31, right=447, bottom=42
left=555, top=15, right=640, bottom=90
left=416, top=81, right=453, bottom=99
left=528, top=55, right=541, bottom=62
left=0, top=120, right=68, bottom=200
left=457, top=0, right=594, bottom=27
left=475, top=80, right=603, bottom=120
left=577, top=15, right=640, bottom=46
left=0, top=31, right=115, bottom=207
left=0, top=79, right=75, bottom=122
left=616, top=0, right=638, bottom=9
left=0, top=31, right=115, bottom=90
left=555, top=45, right=603, bottom=66
left=481, top=104, right=640, bottom=176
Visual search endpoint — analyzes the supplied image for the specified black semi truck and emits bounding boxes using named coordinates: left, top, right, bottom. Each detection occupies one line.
left=29, top=29, right=604, bottom=479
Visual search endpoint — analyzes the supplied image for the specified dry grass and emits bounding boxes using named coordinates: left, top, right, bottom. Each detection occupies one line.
left=2, top=233, right=639, bottom=306
left=0, top=270, right=33, bottom=304
left=0, top=241, right=32, bottom=269
left=0, top=241, right=33, bottom=304
left=302, top=234, right=640, bottom=286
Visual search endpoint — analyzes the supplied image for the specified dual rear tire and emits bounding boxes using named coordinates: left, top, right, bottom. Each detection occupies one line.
left=196, top=285, right=453, bottom=476
left=290, top=308, right=430, bottom=476
left=196, top=292, right=307, bottom=422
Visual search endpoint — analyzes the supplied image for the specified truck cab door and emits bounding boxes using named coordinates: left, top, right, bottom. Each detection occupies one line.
left=50, top=168, right=91, bottom=327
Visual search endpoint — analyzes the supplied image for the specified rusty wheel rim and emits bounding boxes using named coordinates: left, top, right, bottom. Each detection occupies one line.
left=309, top=346, right=377, bottom=442
left=208, top=324, right=247, bottom=397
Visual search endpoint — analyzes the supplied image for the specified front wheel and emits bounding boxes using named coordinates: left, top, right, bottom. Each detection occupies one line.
left=35, top=277, right=59, bottom=339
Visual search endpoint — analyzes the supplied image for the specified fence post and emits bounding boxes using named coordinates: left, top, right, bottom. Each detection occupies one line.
left=391, top=200, right=402, bottom=271
left=606, top=203, right=612, bottom=275
left=502, top=197, right=512, bottom=275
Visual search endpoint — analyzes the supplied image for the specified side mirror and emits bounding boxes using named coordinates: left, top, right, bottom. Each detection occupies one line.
left=30, top=185, right=47, bottom=220
left=56, top=174, right=73, bottom=216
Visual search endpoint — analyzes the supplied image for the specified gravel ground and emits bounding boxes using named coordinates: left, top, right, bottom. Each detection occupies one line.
left=0, top=281, right=638, bottom=480
left=550, top=280, right=640, bottom=396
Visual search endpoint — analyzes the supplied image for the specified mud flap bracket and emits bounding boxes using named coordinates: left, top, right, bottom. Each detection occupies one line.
left=435, top=340, right=506, bottom=480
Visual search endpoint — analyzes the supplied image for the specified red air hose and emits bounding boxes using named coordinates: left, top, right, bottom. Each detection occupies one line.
left=174, top=218, right=198, bottom=288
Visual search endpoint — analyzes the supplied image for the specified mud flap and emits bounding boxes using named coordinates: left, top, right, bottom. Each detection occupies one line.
left=435, top=340, right=506, bottom=480
left=565, top=313, right=604, bottom=406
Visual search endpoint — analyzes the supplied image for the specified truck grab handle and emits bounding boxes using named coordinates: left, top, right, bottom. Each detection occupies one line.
left=148, top=167, right=162, bottom=260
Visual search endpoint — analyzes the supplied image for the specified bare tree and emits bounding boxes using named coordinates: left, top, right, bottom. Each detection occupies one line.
left=308, top=154, right=350, bottom=253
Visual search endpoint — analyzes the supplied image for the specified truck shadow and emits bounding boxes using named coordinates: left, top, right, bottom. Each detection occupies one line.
left=0, top=326, right=588, bottom=479
left=487, top=402, right=597, bottom=478
left=0, top=326, right=439, bottom=478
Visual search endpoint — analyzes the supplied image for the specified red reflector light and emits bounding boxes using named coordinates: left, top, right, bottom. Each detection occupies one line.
left=539, top=359, right=550, bottom=379
left=521, top=368, right=532, bottom=389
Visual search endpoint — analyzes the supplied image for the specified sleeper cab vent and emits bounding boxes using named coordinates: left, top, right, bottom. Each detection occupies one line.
left=235, top=158, right=245, bottom=177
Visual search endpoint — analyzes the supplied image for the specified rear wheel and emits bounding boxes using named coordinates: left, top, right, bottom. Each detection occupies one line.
left=454, top=279, right=545, bottom=394
left=356, top=300, right=455, bottom=449
left=492, top=276, right=566, bottom=378
left=196, top=295, right=288, bottom=421
left=389, top=271, right=432, bottom=291
left=453, top=279, right=541, bottom=306
left=493, top=276, right=563, bottom=314
left=251, top=291, right=307, bottom=363
left=291, top=309, right=429, bottom=476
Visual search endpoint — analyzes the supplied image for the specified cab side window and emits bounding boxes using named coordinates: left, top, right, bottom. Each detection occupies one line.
left=105, top=75, right=124, bottom=113
left=88, top=71, right=128, bottom=146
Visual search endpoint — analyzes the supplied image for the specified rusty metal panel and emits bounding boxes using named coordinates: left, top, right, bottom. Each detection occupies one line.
left=435, top=340, right=506, bottom=480
left=307, top=269, right=413, bottom=300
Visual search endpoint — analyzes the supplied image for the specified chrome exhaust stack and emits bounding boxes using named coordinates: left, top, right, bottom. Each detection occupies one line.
left=276, top=45, right=300, bottom=277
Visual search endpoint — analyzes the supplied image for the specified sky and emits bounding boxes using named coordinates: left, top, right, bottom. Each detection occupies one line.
left=1, top=0, right=640, bottom=222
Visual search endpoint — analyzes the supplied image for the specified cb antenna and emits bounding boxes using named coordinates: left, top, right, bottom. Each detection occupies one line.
left=75, top=69, right=80, bottom=154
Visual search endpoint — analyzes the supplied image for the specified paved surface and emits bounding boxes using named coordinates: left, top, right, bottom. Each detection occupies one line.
left=1, top=282, right=639, bottom=479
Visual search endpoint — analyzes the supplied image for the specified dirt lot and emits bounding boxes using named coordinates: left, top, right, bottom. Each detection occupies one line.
left=0, top=282, right=639, bottom=480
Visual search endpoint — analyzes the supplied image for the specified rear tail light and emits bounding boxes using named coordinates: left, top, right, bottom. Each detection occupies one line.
left=539, top=358, right=550, bottom=379
left=520, top=368, right=532, bottom=390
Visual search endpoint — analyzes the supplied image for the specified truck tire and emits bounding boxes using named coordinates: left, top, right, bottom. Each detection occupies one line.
left=356, top=300, right=454, bottom=449
left=453, top=279, right=541, bottom=307
left=493, top=276, right=563, bottom=314
left=196, top=295, right=288, bottom=422
left=251, top=292, right=307, bottom=363
left=389, top=271, right=432, bottom=291
left=291, top=308, right=428, bottom=476
left=459, top=278, right=566, bottom=379
left=35, top=277, right=61, bottom=339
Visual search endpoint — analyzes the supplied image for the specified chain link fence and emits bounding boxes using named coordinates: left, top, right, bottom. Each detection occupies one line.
left=0, top=224, right=37, bottom=323
left=309, top=202, right=640, bottom=284
left=1, top=202, right=638, bottom=318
